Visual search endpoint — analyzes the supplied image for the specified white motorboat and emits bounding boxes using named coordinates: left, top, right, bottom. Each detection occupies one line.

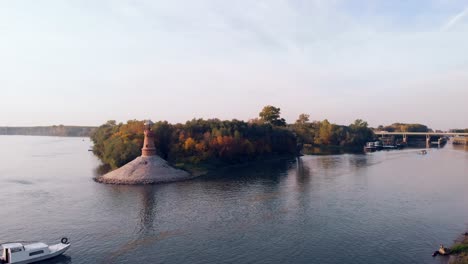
left=0, top=238, right=70, bottom=264
left=364, top=142, right=376, bottom=151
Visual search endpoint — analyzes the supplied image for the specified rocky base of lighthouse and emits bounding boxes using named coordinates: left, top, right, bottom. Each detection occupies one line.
left=95, top=155, right=193, bottom=185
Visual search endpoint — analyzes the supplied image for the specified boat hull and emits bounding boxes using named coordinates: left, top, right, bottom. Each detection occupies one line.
left=10, top=244, right=70, bottom=264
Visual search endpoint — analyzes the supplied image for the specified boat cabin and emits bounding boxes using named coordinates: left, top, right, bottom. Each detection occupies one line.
left=1, top=242, right=50, bottom=264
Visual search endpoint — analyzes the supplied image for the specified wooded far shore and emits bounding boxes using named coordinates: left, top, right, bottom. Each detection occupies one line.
left=0, top=126, right=96, bottom=137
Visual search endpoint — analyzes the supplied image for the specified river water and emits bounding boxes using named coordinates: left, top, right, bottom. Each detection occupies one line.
left=1, top=136, right=467, bottom=264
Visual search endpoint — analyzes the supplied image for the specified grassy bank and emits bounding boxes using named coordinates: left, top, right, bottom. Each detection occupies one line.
left=450, top=234, right=468, bottom=264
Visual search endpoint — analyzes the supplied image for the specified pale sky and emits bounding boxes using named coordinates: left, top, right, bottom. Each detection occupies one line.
left=1, top=0, right=468, bottom=130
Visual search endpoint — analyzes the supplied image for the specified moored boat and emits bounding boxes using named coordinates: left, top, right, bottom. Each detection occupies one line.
left=0, top=238, right=70, bottom=264
left=374, top=141, right=383, bottom=150
left=382, top=145, right=398, bottom=150
left=364, top=142, right=376, bottom=151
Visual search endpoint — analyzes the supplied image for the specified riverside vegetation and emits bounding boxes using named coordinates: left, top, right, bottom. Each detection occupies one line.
left=91, top=106, right=443, bottom=172
left=91, top=107, right=298, bottom=172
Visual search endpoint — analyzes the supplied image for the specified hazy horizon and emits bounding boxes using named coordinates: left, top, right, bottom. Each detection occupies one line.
left=1, top=1, right=468, bottom=130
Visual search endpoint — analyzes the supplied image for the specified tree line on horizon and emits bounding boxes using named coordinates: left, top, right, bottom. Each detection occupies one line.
left=0, top=125, right=95, bottom=137
left=91, top=105, right=444, bottom=170
left=376, top=123, right=429, bottom=133
left=450, top=128, right=468, bottom=133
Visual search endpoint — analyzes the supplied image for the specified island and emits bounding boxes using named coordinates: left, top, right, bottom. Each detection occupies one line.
left=90, top=106, right=378, bottom=184
left=95, top=120, right=192, bottom=184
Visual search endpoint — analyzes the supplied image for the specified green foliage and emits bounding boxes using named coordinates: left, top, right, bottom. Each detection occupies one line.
left=452, top=243, right=468, bottom=254
left=91, top=120, right=144, bottom=169
left=91, top=118, right=297, bottom=169
left=381, top=123, right=429, bottom=132
left=292, top=115, right=374, bottom=147
left=315, top=119, right=333, bottom=145
left=450, top=238, right=468, bottom=264
left=152, top=121, right=173, bottom=159
left=91, top=111, right=377, bottom=170
left=259, top=105, right=286, bottom=127
left=348, top=119, right=374, bottom=146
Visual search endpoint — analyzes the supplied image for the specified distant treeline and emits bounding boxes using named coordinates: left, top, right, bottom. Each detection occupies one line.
left=292, top=115, right=374, bottom=147
left=376, top=123, right=429, bottom=132
left=0, top=126, right=96, bottom=137
left=450, top=129, right=468, bottom=133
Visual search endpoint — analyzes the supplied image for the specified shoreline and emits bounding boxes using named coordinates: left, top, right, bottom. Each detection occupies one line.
left=447, top=232, right=468, bottom=264
left=94, top=154, right=298, bottom=185
left=94, top=155, right=193, bottom=185
left=175, top=154, right=298, bottom=176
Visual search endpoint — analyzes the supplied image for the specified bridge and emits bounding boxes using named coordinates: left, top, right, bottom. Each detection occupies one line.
left=374, top=131, right=468, bottom=146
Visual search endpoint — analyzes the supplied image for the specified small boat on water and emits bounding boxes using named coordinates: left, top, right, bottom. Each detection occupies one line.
left=418, top=150, right=428, bottom=155
left=0, top=238, right=70, bottom=264
left=382, top=145, right=398, bottom=150
left=364, top=142, right=376, bottom=151
left=374, top=141, right=383, bottom=150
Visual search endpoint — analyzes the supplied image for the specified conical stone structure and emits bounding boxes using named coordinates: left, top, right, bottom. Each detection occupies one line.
left=96, top=120, right=191, bottom=184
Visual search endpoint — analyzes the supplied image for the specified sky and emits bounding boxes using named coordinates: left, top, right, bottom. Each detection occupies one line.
left=1, top=0, right=468, bottom=130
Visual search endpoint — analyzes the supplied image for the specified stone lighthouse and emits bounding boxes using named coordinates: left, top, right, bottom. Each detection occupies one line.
left=142, top=120, right=157, bottom=156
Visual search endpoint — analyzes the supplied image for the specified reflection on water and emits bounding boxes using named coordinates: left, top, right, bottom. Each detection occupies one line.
left=302, top=146, right=362, bottom=155
left=0, top=136, right=467, bottom=264
left=452, top=144, right=468, bottom=152
left=137, top=186, right=156, bottom=234
left=37, top=255, right=72, bottom=264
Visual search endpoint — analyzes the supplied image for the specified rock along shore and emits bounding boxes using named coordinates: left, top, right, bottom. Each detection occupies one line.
left=95, top=155, right=193, bottom=185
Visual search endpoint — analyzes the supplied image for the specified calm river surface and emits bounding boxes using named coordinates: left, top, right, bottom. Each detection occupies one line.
left=1, top=136, right=467, bottom=264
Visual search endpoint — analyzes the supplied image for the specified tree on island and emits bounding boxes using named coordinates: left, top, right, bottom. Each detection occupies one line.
left=348, top=119, right=373, bottom=146
left=381, top=123, right=429, bottom=132
left=259, top=105, right=287, bottom=127
left=296, top=113, right=310, bottom=125
left=291, top=114, right=374, bottom=148
left=314, top=119, right=333, bottom=145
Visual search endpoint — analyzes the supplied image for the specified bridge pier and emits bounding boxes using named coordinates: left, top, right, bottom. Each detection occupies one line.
left=403, top=134, right=407, bottom=144
left=426, top=134, right=430, bottom=148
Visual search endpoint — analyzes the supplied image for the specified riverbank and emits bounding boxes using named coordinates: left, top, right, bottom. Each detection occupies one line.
left=94, top=153, right=298, bottom=184
left=448, top=233, right=468, bottom=263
